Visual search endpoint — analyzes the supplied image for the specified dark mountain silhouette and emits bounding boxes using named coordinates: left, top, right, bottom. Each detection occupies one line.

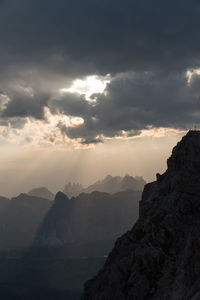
left=0, top=196, right=10, bottom=215
left=83, top=130, right=200, bottom=300
left=28, top=187, right=55, bottom=200
left=63, top=175, right=146, bottom=198
left=33, top=190, right=141, bottom=248
left=0, top=194, right=52, bottom=250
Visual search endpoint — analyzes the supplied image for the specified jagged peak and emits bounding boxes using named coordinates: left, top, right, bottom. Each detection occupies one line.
left=54, top=191, right=69, bottom=204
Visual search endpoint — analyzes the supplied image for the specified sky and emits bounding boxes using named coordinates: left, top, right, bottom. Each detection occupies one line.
left=0, top=0, right=200, bottom=197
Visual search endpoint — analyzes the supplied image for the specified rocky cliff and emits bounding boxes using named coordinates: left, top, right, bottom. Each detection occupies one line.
left=83, top=130, right=200, bottom=300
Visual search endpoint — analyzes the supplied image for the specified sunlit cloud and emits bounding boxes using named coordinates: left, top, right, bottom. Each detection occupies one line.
left=186, top=68, right=200, bottom=84
left=0, top=108, right=85, bottom=147
left=60, top=74, right=110, bottom=101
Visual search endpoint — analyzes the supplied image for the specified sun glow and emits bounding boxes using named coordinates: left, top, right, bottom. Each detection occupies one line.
left=186, top=68, right=200, bottom=84
left=60, top=74, right=110, bottom=100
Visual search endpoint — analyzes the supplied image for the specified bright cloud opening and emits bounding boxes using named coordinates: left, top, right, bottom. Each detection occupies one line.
left=186, top=68, right=200, bottom=84
left=60, top=74, right=110, bottom=100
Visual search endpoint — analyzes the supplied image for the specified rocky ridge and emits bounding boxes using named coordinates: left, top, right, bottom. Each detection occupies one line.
left=83, top=130, right=200, bottom=300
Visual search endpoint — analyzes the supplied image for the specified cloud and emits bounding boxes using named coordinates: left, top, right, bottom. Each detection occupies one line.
left=1, top=0, right=200, bottom=82
left=0, top=88, right=49, bottom=120
left=54, top=71, right=200, bottom=142
left=1, top=70, right=200, bottom=145
left=81, top=138, right=103, bottom=145
left=1, top=1, right=200, bottom=144
left=50, top=92, right=90, bottom=118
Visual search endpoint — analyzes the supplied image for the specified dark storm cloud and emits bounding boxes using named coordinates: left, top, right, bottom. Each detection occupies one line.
left=50, top=93, right=90, bottom=118
left=1, top=89, right=49, bottom=120
left=1, top=0, right=200, bottom=78
left=54, top=71, right=200, bottom=142
left=81, top=138, right=103, bottom=145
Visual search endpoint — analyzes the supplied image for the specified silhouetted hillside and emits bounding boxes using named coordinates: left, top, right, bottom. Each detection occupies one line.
left=0, top=196, right=10, bottom=215
left=0, top=194, right=52, bottom=250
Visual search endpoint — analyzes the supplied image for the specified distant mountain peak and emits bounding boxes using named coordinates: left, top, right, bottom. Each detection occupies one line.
left=28, top=187, right=54, bottom=200
left=54, top=191, right=69, bottom=203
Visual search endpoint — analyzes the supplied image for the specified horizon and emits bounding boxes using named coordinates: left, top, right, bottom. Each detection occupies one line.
left=0, top=130, right=185, bottom=197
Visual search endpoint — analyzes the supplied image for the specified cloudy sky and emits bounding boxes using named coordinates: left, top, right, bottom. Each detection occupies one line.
left=0, top=0, right=200, bottom=196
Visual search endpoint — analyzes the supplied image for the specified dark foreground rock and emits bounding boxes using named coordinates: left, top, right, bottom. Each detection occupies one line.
left=83, top=130, right=200, bottom=300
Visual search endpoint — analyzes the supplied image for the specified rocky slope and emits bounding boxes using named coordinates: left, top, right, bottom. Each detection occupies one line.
left=83, top=130, right=200, bottom=300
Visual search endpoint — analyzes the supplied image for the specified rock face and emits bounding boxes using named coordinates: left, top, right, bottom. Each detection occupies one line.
left=83, top=131, right=200, bottom=300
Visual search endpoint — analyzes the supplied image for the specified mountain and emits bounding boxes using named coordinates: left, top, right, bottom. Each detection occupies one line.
left=83, top=130, right=200, bottom=300
left=33, top=192, right=72, bottom=247
left=33, top=190, right=141, bottom=249
left=28, top=187, right=55, bottom=200
left=84, top=175, right=146, bottom=194
left=0, top=194, right=52, bottom=249
left=0, top=196, right=10, bottom=215
left=0, top=189, right=141, bottom=299
left=63, top=175, right=146, bottom=198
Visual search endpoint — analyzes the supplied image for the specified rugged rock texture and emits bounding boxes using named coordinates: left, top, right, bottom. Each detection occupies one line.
left=33, top=190, right=140, bottom=248
left=83, top=130, right=200, bottom=300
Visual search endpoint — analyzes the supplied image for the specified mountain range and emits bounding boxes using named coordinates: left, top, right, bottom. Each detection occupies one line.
left=63, top=175, right=146, bottom=198
left=33, top=190, right=140, bottom=248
